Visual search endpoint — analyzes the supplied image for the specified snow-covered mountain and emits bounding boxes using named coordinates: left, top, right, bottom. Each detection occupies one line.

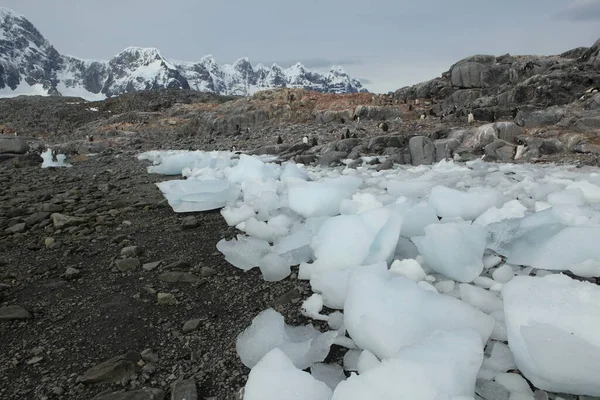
left=0, top=8, right=366, bottom=100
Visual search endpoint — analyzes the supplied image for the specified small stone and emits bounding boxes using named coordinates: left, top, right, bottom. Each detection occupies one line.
left=171, top=379, right=197, bottom=400
left=274, top=289, right=302, bottom=305
left=92, top=388, right=165, bottom=400
left=44, top=237, right=55, bottom=247
left=0, top=305, right=33, bottom=321
left=51, top=387, right=65, bottom=396
left=121, top=246, right=143, bottom=257
left=181, top=216, right=199, bottom=229
left=51, top=213, right=86, bottom=229
left=27, top=356, right=43, bottom=365
left=157, top=293, right=176, bottom=306
left=115, top=258, right=141, bottom=272
left=141, top=349, right=159, bottom=364
left=64, top=267, right=81, bottom=280
left=182, top=319, right=202, bottom=334
left=5, top=222, right=26, bottom=234
left=142, top=261, right=162, bottom=271
left=80, top=351, right=140, bottom=384
left=158, top=272, right=199, bottom=283
left=199, top=267, right=215, bottom=277
left=40, top=203, right=63, bottom=213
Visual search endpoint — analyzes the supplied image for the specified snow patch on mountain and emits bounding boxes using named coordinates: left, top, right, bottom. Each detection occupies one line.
left=0, top=7, right=366, bottom=100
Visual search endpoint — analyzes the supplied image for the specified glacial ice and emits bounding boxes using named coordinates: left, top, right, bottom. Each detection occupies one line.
left=503, top=274, right=600, bottom=396
left=41, top=149, right=71, bottom=168
left=236, top=309, right=338, bottom=370
left=140, top=150, right=600, bottom=399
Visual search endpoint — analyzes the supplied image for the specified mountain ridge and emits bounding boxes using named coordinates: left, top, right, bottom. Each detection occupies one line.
left=0, top=7, right=366, bottom=100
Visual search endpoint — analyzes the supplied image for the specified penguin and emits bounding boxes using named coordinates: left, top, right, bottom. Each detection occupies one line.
left=420, top=114, right=426, bottom=120
left=311, top=137, right=318, bottom=147
left=302, top=136, right=309, bottom=144
left=51, top=149, right=58, bottom=162
left=276, top=135, right=283, bottom=144
left=468, top=112, right=475, bottom=124
left=13, top=131, right=18, bottom=136
left=340, top=133, right=345, bottom=140
left=87, top=134, right=94, bottom=142
left=345, top=128, right=350, bottom=138
left=379, top=122, right=389, bottom=132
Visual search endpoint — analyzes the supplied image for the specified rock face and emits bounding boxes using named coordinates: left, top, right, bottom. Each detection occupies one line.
left=0, top=137, right=29, bottom=154
left=394, top=39, right=600, bottom=124
left=0, top=8, right=366, bottom=99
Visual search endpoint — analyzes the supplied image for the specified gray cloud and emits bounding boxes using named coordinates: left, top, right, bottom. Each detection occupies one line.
left=357, top=78, right=373, bottom=84
left=555, top=0, right=600, bottom=20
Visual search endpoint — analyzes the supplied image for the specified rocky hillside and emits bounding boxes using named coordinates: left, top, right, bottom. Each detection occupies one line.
left=0, top=8, right=365, bottom=99
left=393, top=38, right=600, bottom=123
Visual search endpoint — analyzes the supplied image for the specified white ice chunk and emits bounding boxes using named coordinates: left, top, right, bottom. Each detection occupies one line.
left=389, top=258, right=426, bottom=282
left=310, top=363, right=346, bottom=390
left=356, top=349, right=380, bottom=374
left=339, top=193, right=383, bottom=215
left=482, top=342, right=516, bottom=374
left=300, top=294, right=328, bottom=321
left=473, top=200, right=527, bottom=226
left=398, top=204, right=439, bottom=237
left=288, top=176, right=361, bottom=218
left=236, top=309, right=338, bottom=370
left=429, top=185, right=504, bottom=221
left=413, top=222, right=486, bottom=282
left=492, top=264, right=515, bottom=284
left=567, top=180, right=600, bottom=203
left=387, top=179, right=435, bottom=198
left=547, top=188, right=585, bottom=206
left=274, top=228, right=314, bottom=265
left=503, top=275, right=600, bottom=396
left=310, top=262, right=389, bottom=310
left=258, top=253, right=291, bottom=281
left=221, top=204, right=256, bottom=226
left=459, top=284, right=503, bottom=314
left=332, top=330, right=484, bottom=400
left=435, top=280, right=455, bottom=293
left=344, top=272, right=494, bottom=359
left=156, top=179, right=240, bottom=212
left=216, top=235, right=271, bottom=271
left=243, top=349, right=332, bottom=400
left=494, top=373, right=533, bottom=397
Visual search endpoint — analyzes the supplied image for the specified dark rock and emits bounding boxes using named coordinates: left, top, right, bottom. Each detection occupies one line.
left=182, top=318, right=202, bottom=333
left=484, top=139, right=516, bottom=162
left=318, top=151, right=348, bottom=167
left=171, top=379, right=198, bottom=400
left=5, top=222, right=26, bottom=234
left=92, top=389, right=165, bottom=400
left=24, top=212, right=50, bottom=226
left=335, top=138, right=361, bottom=153
left=51, top=213, right=86, bottom=229
left=524, top=107, right=565, bottom=128
left=0, top=137, right=29, bottom=154
left=408, top=136, right=435, bottom=165
left=181, top=216, right=199, bottom=229
left=158, top=271, right=199, bottom=283
left=433, top=138, right=461, bottom=161
left=80, top=351, right=140, bottom=384
left=0, top=305, right=33, bottom=321
left=115, top=258, right=141, bottom=272
left=121, top=246, right=143, bottom=257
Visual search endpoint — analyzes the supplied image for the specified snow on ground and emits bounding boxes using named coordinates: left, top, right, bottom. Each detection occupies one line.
left=139, top=150, right=600, bottom=399
left=41, top=149, right=71, bottom=168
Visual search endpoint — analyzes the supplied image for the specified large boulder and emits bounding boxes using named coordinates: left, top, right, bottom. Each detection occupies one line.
left=434, top=138, right=461, bottom=161
left=0, top=137, right=29, bottom=154
left=483, top=140, right=516, bottom=162
left=524, top=107, right=565, bottom=128
left=409, top=136, right=435, bottom=165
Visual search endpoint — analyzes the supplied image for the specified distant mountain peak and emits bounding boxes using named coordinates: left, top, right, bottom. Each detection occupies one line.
left=0, top=7, right=367, bottom=99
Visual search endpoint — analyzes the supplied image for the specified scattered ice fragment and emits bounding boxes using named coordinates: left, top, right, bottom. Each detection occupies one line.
left=483, top=254, right=503, bottom=269
left=156, top=179, right=240, bottom=212
left=459, top=284, right=503, bottom=314
left=236, top=309, right=337, bottom=370
left=389, top=258, right=426, bottom=282
left=547, top=189, right=585, bottom=206
left=300, top=294, right=328, bottom=321
left=258, top=253, right=291, bottom=282
left=216, top=235, right=271, bottom=271
left=221, top=204, right=256, bottom=226
left=473, top=200, right=527, bottom=226
left=332, top=330, right=484, bottom=400
left=503, top=275, right=600, bottom=396
left=343, top=349, right=361, bottom=371
left=429, top=185, right=504, bottom=221
left=344, top=272, right=494, bottom=359
left=310, top=363, right=346, bottom=390
left=288, top=176, right=362, bottom=218
left=494, top=373, right=533, bottom=397
left=243, top=349, right=332, bottom=400
left=413, top=222, right=486, bottom=282
left=482, top=342, right=516, bottom=374
left=435, top=280, right=455, bottom=293
left=492, top=264, right=514, bottom=283
left=356, top=349, right=380, bottom=374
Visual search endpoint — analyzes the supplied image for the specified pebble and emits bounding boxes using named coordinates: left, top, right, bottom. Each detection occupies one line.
left=115, top=258, right=141, bottom=272
left=199, top=266, right=216, bottom=277
left=141, top=349, right=159, bottom=364
left=0, top=305, right=33, bottom=321
left=5, top=222, right=26, bottom=233
left=64, top=267, right=81, bottom=280
left=157, top=293, right=176, bottom=306
left=182, top=318, right=202, bottom=334
left=158, top=272, right=199, bottom=283
left=181, top=216, right=199, bottom=229
left=121, top=246, right=143, bottom=257
left=142, top=261, right=162, bottom=271
left=171, top=379, right=198, bottom=400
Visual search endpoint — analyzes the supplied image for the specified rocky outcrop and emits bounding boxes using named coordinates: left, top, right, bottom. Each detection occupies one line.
left=394, top=38, right=600, bottom=126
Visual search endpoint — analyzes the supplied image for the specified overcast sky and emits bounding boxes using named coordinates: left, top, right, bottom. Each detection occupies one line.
left=3, top=0, right=600, bottom=93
